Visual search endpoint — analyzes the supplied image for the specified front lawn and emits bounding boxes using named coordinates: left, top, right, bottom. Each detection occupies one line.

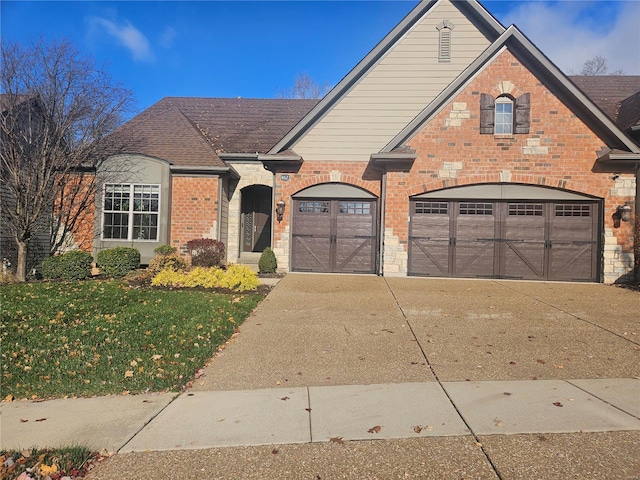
left=1, top=280, right=264, bottom=400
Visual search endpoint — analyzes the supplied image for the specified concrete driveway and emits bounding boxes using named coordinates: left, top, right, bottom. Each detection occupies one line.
left=192, top=274, right=640, bottom=391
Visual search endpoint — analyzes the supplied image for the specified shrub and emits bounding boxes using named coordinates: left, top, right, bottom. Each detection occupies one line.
left=154, top=244, right=176, bottom=256
left=147, top=253, right=187, bottom=275
left=152, top=264, right=259, bottom=292
left=258, top=247, right=277, bottom=273
left=41, top=255, right=62, bottom=280
left=186, top=238, right=225, bottom=267
left=97, top=247, right=140, bottom=278
left=42, top=250, right=92, bottom=281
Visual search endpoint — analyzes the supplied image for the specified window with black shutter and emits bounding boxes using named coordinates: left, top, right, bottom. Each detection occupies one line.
left=480, top=92, right=530, bottom=135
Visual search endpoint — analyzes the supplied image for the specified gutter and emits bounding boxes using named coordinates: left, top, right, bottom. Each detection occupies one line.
left=169, top=165, right=240, bottom=180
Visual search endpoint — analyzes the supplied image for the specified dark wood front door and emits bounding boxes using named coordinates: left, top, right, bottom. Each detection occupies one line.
left=241, top=185, right=272, bottom=253
left=409, top=200, right=599, bottom=281
left=291, top=199, right=377, bottom=273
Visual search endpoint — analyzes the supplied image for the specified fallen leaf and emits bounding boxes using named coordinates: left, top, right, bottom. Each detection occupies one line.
left=368, top=425, right=382, bottom=434
left=5, top=394, right=14, bottom=402
left=553, top=402, right=563, bottom=407
left=305, top=408, right=312, bottom=412
left=503, top=392, right=512, bottom=396
left=271, top=449, right=279, bottom=454
left=21, top=449, right=31, bottom=458
left=35, top=418, right=47, bottom=422
left=329, top=436, right=345, bottom=444
left=20, top=418, right=28, bottom=423
left=414, top=425, right=423, bottom=433
left=536, top=359, right=546, bottom=364
left=493, top=418, right=503, bottom=427
left=124, top=370, right=134, bottom=378
left=280, top=396, right=290, bottom=401
left=509, top=361, right=516, bottom=365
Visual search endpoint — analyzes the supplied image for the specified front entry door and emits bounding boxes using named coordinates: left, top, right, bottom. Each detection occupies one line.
left=241, top=185, right=272, bottom=252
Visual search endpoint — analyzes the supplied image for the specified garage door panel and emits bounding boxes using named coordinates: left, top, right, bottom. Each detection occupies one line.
left=291, top=198, right=377, bottom=273
left=335, top=238, right=376, bottom=273
left=408, top=198, right=600, bottom=282
left=454, top=240, right=496, bottom=277
left=408, top=202, right=451, bottom=276
left=409, top=238, right=450, bottom=276
left=502, top=203, right=546, bottom=279
left=291, top=236, right=331, bottom=272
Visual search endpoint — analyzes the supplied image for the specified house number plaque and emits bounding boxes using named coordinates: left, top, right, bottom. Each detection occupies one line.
left=280, top=174, right=290, bottom=181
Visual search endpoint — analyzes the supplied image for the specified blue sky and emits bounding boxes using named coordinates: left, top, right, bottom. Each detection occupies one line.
left=2, top=1, right=639, bottom=116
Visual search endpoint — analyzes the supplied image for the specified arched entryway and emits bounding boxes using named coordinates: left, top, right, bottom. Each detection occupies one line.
left=291, top=183, right=378, bottom=273
left=408, top=184, right=602, bottom=282
left=241, top=185, right=272, bottom=253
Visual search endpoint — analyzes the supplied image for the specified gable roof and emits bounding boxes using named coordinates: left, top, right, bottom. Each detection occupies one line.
left=115, top=97, right=317, bottom=167
left=268, top=0, right=505, bottom=155
left=384, top=25, right=640, bottom=154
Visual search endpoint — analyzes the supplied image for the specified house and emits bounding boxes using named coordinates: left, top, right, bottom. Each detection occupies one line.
left=93, top=0, right=640, bottom=283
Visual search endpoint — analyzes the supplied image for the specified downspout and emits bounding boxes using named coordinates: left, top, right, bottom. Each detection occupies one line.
left=378, top=171, right=387, bottom=276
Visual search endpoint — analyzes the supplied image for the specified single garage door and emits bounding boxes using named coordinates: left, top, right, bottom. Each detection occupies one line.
left=291, top=198, right=377, bottom=273
left=408, top=185, right=600, bottom=282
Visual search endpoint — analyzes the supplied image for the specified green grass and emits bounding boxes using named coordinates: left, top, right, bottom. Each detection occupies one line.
left=1, top=280, right=264, bottom=399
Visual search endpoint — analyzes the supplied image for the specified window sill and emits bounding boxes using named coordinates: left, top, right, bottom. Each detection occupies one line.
left=493, top=134, right=515, bottom=140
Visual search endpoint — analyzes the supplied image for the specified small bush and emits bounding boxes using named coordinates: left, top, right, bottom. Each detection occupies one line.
left=41, top=255, right=62, bottom=280
left=186, top=238, right=225, bottom=267
left=97, top=247, right=140, bottom=278
left=154, top=244, right=177, bottom=256
left=258, top=247, right=277, bottom=273
left=147, top=253, right=187, bottom=275
left=152, top=264, right=259, bottom=292
left=42, top=250, right=92, bottom=281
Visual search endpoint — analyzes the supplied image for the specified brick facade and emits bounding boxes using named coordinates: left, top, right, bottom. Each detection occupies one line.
left=170, top=176, right=220, bottom=255
left=383, top=49, right=634, bottom=282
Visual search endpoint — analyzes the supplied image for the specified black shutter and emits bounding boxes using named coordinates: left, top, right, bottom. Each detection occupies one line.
left=515, top=93, right=530, bottom=134
left=480, top=93, right=495, bottom=134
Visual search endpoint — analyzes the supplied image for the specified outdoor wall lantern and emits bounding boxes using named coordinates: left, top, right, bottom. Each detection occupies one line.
left=276, top=200, right=286, bottom=222
left=613, top=204, right=632, bottom=228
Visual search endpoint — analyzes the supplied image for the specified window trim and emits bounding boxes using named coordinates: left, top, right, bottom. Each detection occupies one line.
left=494, top=96, right=514, bottom=135
left=101, top=183, right=161, bottom=242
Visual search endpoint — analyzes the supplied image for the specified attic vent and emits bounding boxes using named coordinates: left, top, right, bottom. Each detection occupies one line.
left=437, top=20, right=455, bottom=63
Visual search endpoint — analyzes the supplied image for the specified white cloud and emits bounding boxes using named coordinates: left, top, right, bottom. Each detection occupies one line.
left=88, top=16, right=154, bottom=63
left=499, top=1, right=640, bottom=75
left=160, top=27, right=177, bottom=49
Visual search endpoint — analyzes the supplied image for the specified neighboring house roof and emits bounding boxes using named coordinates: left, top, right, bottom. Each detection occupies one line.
left=115, top=97, right=317, bottom=167
left=569, top=76, right=640, bottom=129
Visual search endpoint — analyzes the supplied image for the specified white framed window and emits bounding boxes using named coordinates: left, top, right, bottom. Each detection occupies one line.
left=494, top=97, right=514, bottom=135
left=102, top=183, right=160, bottom=241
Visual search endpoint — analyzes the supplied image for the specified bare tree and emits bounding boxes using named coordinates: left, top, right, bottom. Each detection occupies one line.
left=1, top=38, right=135, bottom=281
left=276, top=72, right=329, bottom=99
left=579, top=55, right=625, bottom=76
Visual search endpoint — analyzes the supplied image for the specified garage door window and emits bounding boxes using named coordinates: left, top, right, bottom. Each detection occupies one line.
left=459, top=202, right=493, bottom=215
left=415, top=202, right=448, bottom=214
left=509, top=203, right=543, bottom=216
left=340, top=202, right=370, bottom=215
left=555, top=204, right=591, bottom=217
left=299, top=201, right=329, bottom=213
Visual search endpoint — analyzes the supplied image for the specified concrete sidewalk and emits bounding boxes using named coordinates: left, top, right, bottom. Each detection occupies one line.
left=1, top=274, right=639, bottom=479
left=3, top=378, right=638, bottom=453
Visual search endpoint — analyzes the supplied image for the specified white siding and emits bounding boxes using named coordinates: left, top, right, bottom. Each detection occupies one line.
left=293, top=0, right=492, bottom=162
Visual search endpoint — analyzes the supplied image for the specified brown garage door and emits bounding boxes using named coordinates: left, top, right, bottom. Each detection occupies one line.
left=292, top=199, right=377, bottom=273
left=409, top=200, right=599, bottom=281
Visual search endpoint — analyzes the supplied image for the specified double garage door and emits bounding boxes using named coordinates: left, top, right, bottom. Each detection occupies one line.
left=291, top=199, right=377, bottom=273
left=409, top=199, right=600, bottom=281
